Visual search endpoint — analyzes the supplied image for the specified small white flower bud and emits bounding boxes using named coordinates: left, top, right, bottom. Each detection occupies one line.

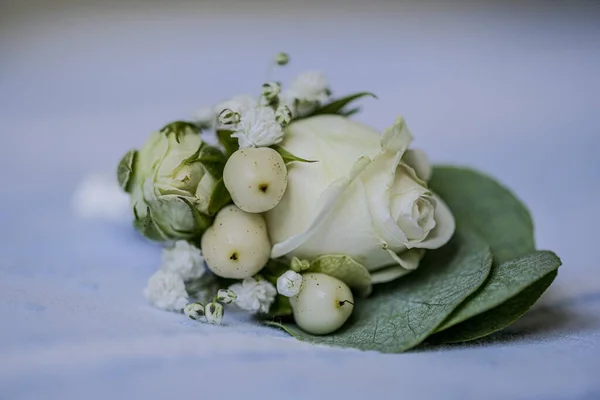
left=218, top=108, right=240, bottom=125
left=290, top=257, right=310, bottom=273
left=205, top=301, right=224, bottom=325
left=183, top=302, right=205, bottom=320
left=277, top=270, right=303, bottom=297
left=274, top=52, right=289, bottom=66
left=275, top=105, right=293, bottom=127
left=217, top=289, right=237, bottom=304
left=262, top=82, right=281, bottom=102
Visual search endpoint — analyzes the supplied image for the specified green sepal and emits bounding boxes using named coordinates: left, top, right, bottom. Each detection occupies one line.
left=184, top=143, right=227, bottom=179
left=177, top=197, right=212, bottom=234
left=312, top=92, right=377, bottom=116
left=207, top=178, right=232, bottom=215
left=309, top=255, right=372, bottom=298
left=217, top=129, right=239, bottom=156
left=132, top=206, right=169, bottom=241
left=160, top=121, right=200, bottom=143
left=271, top=144, right=317, bottom=165
left=117, top=149, right=137, bottom=193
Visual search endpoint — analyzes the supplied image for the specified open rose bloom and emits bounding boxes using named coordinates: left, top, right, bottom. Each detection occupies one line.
left=266, top=115, right=455, bottom=284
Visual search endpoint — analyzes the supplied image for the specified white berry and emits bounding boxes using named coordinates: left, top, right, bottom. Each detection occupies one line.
left=223, top=147, right=288, bottom=213
left=201, top=205, right=271, bottom=279
left=289, top=273, right=354, bottom=335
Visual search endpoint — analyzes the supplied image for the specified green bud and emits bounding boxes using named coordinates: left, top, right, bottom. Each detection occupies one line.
left=290, top=257, right=310, bottom=272
left=261, top=82, right=281, bottom=103
left=216, top=289, right=237, bottom=304
left=124, top=121, right=226, bottom=241
left=275, top=105, right=293, bottom=127
left=218, top=109, right=240, bottom=126
left=205, top=301, right=224, bottom=325
left=274, top=52, right=289, bottom=66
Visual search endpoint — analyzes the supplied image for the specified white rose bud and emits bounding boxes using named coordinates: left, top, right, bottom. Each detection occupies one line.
left=205, top=301, right=224, bottom=325
left=218, top=108, right=240, bottom=126
left=217, top=289, right=237, bottom=304
left=262, top=82, right=281, bottom=103
left=223, top=147, right=288, bottom=213
left=276, top=270, right=303, bottom=297
left=184, top=302, right=205, bottom=320
left=289, top=273, right=354, bottom=335
left=275, top=105, right=293, bottom=127
left=201, top=205, right=271, bottom=279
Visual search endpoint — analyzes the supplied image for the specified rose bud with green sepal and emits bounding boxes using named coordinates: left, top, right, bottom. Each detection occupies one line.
left=201, top=205, right=271, bottom=279
left=223, top=147, right=288, bottom=213
left=289, top=272, right=354, bottom=335
left=117, top=121, right=227, bottom=241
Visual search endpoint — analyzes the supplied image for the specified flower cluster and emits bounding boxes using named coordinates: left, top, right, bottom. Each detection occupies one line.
left=119, top=52, right=456, bottom=337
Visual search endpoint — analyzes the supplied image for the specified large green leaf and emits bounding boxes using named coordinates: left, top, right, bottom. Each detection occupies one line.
left=429, top=269, right=559, bottom=344
left=268, top=229, right=492, bottom=353
left=435, top=251, right=561, bottom=332
left=429, top=166, right=535, bottom=265
left=217, top=129, right=239, bottom=156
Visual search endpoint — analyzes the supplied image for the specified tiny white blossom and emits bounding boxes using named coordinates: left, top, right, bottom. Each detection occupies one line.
left=217, top=289, right=237, bottom=304
left=214, top=95, right=257, bottom=122
left=184, top=302, right=205, bottom=320
left=229, top=277, right=277, bottom=314
left=231, top=106, right=284, bottom=148
left=192, top=106, right=215, bottom=129
left=144, top=270, right=188, bottom=311
left=160, top=241, right=205, bottom=281
left=277, top=270, right=303, bottom=297
left=275, top=105, right=293, bottom=127
left=281, top=71, right=330, bottom=117
left=72, top=174, right=130, bottom=220
left=205, top=301, right=224, bottom=325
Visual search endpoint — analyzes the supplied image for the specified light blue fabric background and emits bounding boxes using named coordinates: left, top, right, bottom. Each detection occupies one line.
left=1, top=1, right=599, bottom=399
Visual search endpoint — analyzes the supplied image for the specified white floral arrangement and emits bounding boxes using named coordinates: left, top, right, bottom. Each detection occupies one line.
left=114, top=53, right=562, bottom=352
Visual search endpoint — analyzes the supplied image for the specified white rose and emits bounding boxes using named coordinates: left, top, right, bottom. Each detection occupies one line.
left=265, top=115, right=455, bottom=284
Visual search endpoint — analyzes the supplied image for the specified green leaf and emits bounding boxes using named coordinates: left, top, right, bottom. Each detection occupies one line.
left=217, top=129, right=239, bottom=156
left=435, top=251, right=562, bottom=332
left=339, top=107, right=361, bottom=117
left=429, top=166, right=535, bottom=265
left=267, top=295, right=293, bottom=318
left=207, top=178, right=232, bottom=215
left=268, top=229, right=492, bottom=353
left=271, top=145, right=317, bottom=164
left=312, top=92, right=377, bottom=116
left=177, top=197, right=212, bottom=234
left=309, top=255, right=372, bottom=298
left=429, top=269, right=558, bottom=344
left=117, top=149, right=137, bottom=193
left=197, top=144, right=227, bottom=179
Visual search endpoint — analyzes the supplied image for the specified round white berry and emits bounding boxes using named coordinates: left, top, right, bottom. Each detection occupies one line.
left=223, top=147, right=288, bottom=213
left=289, top=273, right=354, bottom=335
left=201, top=205, right=271, bottom=279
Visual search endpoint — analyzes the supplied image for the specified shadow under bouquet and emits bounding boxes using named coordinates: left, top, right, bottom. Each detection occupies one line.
left=116, top=53, right=562, bottom=352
